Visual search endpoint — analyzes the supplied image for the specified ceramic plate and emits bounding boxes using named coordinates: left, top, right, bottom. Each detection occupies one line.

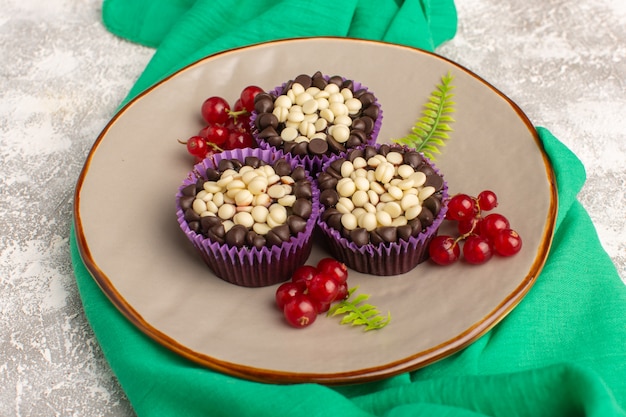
left=74, top=37, right=556, bottom=384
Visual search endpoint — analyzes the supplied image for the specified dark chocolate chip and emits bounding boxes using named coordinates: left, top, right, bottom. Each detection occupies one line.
left=294, top=74, right=312, bottom=89
left=253, top=93, right=274, bottom=113
left=230, top=158, right=243, bottom=170
left=417, top=164, right=436, bottom=177
left=362, top=104, right=379, bottom=120
left=349, top=129, right=367, bottom=142
left=326, top=134, right=346, bottom=153
left=187, top=221, right=200, bottom=233
left=341, top=79, right=354, bottom=90
left=370, top=229, right=384, bottom=245
left=417, top=207, right=434, bottom=228
left=312, top=72, right=328, bottom=89
left=424, top=173, right=444, bottom=191
left=184, top=208, right=200, bottom=223
left=204, top=168, right=220, bottom=181
left=292, top=198, right=312, bottom=219
left=347, top=148, right=363, bottom=162
left=397, top=224, right=413, bottom=242
left=353, top=88, right=367, bottom=99
left=377, top=226, right=398, bottom=243
left=322, top=207, right=340, bottom=221
left=350, top=228, right=370, bottom=247
left=280, top=80, right=294, bottom=95
left=325, top=165, right=343, bottom=180
left=246, top=231, right=266, bottom=249
left=195, top=178, right=205, bottom=193
left=257, top=112, right=279, bottom=130
left=423, top=195, right=442, bottom=216
left=408, top=218, right=423, bottom=236
left=317, top=172, right=338, bottom=190
left=328, top=75, right=344, bottom=87
left=326, top=212, right=343, bottom=231
left=292, top=141, right=309, bottom=156
left=273, top=159, right=292, bottom=176
left=351, top=118, right=367, bottom=132
left=181, top=184, right=197, bottom=197
left=358, top=92, right=376, bottom=107
left=330, top=158, right=345, bottom=173
left=225, top=224, right=247, bottom=248
left=272, top=224, right=292, bottom=241
left=244, top=156, right=262, bottom=168
left=309, top=137, right=329, bottom=155
left=319, top=188, right=339, bottom=207
left=291, top=166, right=306, bottom=181
left=293, top=180, right=312, bottom=199
left=265, top=230, right=283, bottom=247
left=267, top=135, right=283, bottom=148
left=287, top=215, right=307, bottom=234
left=179, top=195, right=194, bottom=211
left=346, top=136, right=362, bottom=148
left=378, top=144, right=391, bottom=156
left=362, top=116, right=376, bottom=133
left=217, top=159, right=235, bottom=172
left=207, top=224, right=225, bottom=244
left=200, top=215, right=221, bottom=234
left=258, top=126, right=279, bottom=138
left=363, top=145, right=378, bottom=160
left=403, top=151, right=423, bottom=168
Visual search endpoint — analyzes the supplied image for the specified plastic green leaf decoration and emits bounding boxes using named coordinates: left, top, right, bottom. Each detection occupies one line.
left=392, top=72, right=456, bottom=161
left=327, top=287, right=391, bottom=331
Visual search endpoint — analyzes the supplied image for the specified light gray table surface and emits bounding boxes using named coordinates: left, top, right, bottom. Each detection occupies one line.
left=1, top=0, right=624, bottom=415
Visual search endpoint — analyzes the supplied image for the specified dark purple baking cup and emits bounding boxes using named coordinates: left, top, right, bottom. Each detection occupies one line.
left=176, top=147, right=320, bottom=287
left=316, top=145, right=448, bottom=276
left=251, top=75, right=383, bottom=175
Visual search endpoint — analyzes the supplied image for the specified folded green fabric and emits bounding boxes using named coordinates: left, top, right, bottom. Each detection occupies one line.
left=71, top=1, right=626, bottom=415
left=103, top=0, right=457, bottom=104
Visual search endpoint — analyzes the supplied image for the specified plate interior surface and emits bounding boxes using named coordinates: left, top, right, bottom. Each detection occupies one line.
left=75, top=38, right=556, bottom=384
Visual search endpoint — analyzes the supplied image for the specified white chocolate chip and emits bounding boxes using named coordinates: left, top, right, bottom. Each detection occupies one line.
left=330, top=124, right=350, bottom=143
left=274, top=95, right=292, bottom=108
left=340, top=161, right=355, bottom=178
left=192, top=199, right=207, bottom=215
left=302, top=99, right=318, bottom=114
left=218, top=203, right=236, bottom=220
left=280, top=126, right=299, bottom=142
left=337, top=177, right=356, bottom=197
left=234, top=189, right=254, bottom=206
left=352, top=190, right=369, bottom=207
left=251, top=205, right=269, bottom=223
left=419, top=186, right=436, bottom=201
left=358, top=212, right=378, bottom=231
left=405, top=204, right=422, bottom=221
left=341, top=213, right=358, bottom=230
left=233, top=212, right=255, bottom=228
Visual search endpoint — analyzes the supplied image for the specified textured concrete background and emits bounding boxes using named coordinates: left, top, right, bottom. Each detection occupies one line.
left=1, top=0, right=624, bottom=415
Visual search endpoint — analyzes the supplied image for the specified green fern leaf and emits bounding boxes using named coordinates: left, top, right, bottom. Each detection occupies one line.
left=327, top=287, right=391, bottom=331
left=392, top=72, right=456, bottom=161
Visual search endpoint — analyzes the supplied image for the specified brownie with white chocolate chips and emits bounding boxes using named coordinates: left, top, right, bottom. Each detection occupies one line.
left=251, top=71, right=382, bottom=173
left=179, top=156, right=313, bottom=249
left=176, top=148, right=321, bottom=287
left=316, top=144, right=448, bottom=276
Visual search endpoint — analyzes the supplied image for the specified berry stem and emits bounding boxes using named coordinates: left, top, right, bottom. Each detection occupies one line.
left=227, top=109, right=249, bottom=121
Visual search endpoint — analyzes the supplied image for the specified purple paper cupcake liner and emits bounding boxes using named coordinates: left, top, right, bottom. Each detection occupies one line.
left=251, top=74, right=383, bottom=175
left=316, top=145, right=448, bottom=276
left=176, top=147, right=320, bottom=287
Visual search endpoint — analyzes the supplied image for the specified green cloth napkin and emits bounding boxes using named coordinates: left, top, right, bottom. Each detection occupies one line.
left=71, top=0, right=626, bottom=415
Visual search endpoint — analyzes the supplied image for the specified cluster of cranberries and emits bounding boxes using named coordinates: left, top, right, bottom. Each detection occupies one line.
left=181, top=85, right=264, bottom=162
left=275, top=258, right=349, bottom=328
left=429, top=190, right=522, bottom=265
